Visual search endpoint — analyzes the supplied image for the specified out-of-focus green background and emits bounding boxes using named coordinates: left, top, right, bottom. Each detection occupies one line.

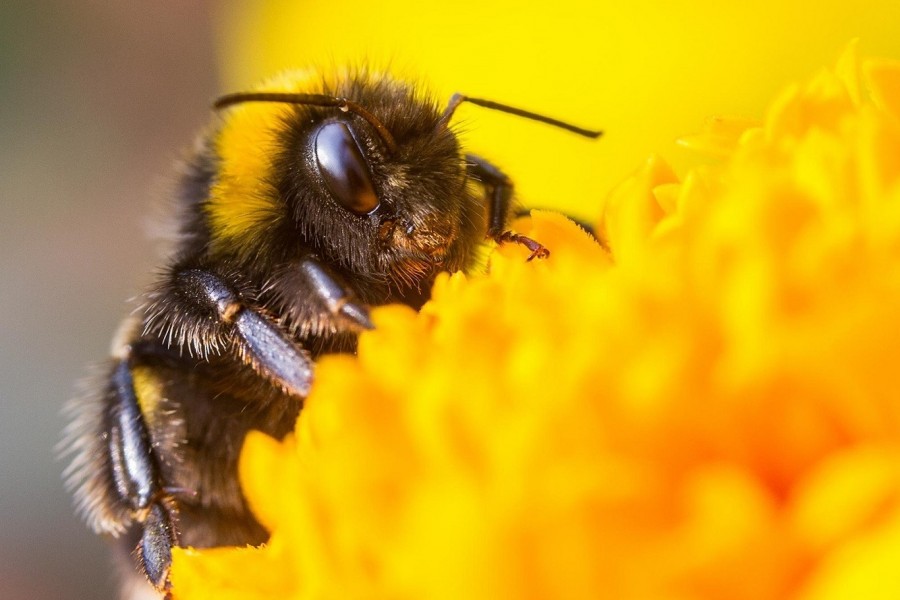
left=4, top=1, right=900, bottom=598
left=1, top=3, right=218, bottom=598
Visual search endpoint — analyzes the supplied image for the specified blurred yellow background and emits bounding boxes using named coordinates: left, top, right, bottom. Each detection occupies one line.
left=2, top=2, right=900, bottom=599
left=220, top=0, right=900, bottom=221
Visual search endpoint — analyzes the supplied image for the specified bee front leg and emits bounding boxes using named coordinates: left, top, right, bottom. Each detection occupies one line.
left=297, top=255, right=375, bottom=330
left=466, top=154, right=550, bottom=261
left=262, top=255, right=375, bottom=341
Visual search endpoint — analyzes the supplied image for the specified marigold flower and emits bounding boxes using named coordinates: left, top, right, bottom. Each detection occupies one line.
left=171, top=45, right=900, bottom=600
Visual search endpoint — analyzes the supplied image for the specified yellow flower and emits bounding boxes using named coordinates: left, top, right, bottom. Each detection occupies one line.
left=172, top=45, right=900, bottom=600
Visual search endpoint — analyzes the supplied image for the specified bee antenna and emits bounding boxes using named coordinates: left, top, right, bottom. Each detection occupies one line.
left=213, top=92, right=398, bottom=153
left=440, top=93, right=602, bottom=139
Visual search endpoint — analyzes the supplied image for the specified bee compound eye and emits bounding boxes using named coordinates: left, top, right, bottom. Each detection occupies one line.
left=314, top=121, right=380, bottom=215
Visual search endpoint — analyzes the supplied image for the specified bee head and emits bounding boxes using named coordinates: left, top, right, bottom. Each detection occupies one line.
left=204, top=71, right=600, bottom=293
left=207, top=73, right=481, bottom=293
left=302, top=106, right=470, bottom=282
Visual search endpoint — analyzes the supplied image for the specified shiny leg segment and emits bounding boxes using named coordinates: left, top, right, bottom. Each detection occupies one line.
left=466, top=154, right=549, bottom=260
left=105, top=360, right=177, bottom=591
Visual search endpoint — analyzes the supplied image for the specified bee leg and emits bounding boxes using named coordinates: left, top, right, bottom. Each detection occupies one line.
left=466, top=153, right=550, bottom=260
left=140, top=503, right=177, bottom=591
left=106, top=359, right=177, bottom=591
left=297, top=255, right=375, bottom=331
left=175, top=269, right=315, bottom=397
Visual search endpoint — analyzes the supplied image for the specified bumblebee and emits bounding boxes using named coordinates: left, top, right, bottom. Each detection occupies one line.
left=61, top=69, right=600, bottom=597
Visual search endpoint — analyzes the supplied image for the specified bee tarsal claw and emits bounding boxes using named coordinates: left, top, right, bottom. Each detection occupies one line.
left=493, top=230, right=551, bottom=261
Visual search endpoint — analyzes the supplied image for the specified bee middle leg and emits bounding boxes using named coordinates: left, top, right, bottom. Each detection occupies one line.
left=168, top=269, right=318, bottom=397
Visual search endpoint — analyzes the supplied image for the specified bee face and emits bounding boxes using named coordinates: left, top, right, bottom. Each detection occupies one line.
left=268, top=81, right=472, bottom=291
left=62, top=67, right=600, bottom=596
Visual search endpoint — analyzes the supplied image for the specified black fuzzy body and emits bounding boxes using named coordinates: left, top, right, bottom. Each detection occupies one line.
left=62, top=72, right=491, bottom=594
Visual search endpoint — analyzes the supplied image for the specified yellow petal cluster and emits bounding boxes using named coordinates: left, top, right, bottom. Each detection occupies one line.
left=172, top=46, right=900, bottom=600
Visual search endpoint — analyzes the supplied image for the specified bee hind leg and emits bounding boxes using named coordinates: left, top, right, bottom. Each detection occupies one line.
left=140, top=503, right=177, bottom=590
left=172, top=269, right=317, bottom=397
left=106, top=359, right=178, bottom=591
